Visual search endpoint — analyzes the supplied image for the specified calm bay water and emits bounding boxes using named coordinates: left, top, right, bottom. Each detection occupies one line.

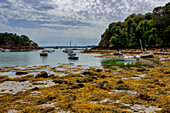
left=0, top=49, right=103, bottom=68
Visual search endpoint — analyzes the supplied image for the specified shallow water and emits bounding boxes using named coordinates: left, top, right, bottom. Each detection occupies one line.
left=0, top=49, right=103, bottom=68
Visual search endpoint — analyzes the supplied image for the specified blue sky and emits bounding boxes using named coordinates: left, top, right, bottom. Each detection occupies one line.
left=0, top=0, right=169, bottom=46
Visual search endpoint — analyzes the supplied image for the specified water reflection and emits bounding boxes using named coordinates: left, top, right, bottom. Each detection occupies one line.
left=101, top=58, right=157, bottom=68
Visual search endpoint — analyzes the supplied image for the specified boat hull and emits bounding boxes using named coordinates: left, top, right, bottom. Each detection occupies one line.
left=140, top=53, right=154, bottom=58
left=40, top=52, right=48, bottom=56
left=68, top=56, right=79, bottom=60
left=113, top=52, right=122, bottom=55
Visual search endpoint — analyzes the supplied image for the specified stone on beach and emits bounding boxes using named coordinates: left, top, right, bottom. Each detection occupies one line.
left=35, top=71, right=48, bottom=78
left=16, top=71, right=28, bottom=75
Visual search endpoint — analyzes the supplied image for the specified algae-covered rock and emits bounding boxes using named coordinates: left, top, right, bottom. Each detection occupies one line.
left=99, top=81, right=110, bottom=90
left=116, top=84, right=129, bottom=90
left=53, top=79, right=68, bottom=84
left=35, top=98, right=47, bottom=105
left=35, top=71, right=48, bottom=78
left=100, top=75, right=107, bottom=78
left=66, top=94, right=77, bottom=102
left=46, top=95, right=56, bottom=101
left=164, top=70, right=170, bottom=74
left=137, top=68, right=146, bottom=72
left=32, top=87, right=39, bottom=90
left=82, top=71, right=93, bottom=75
left=70, top=83, right=85, bottom=89
left=16, top=71, right=28, bottom=75
left=138, top=93, right=152, bottom=101
left=95, top=69, right=103, bottom=72
left=117, top=80, right=124, bottom=84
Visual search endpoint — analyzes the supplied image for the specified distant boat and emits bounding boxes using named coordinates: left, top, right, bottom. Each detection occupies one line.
left=63, top=48, right=73, bottom=53
left=2, top=49, right=10, bottom=52
left=68, top=41, right=79, bottom=60
left=68, top=55, right=79, bottom=60
left=138, top=39, right=154, bottom=58
left=40, top=50, right=48, bottom=56
left=138, top=53, right=154, bottom=58
left=113, top=51, right=122, bottom=55
left=40, top=52, right=48, bottom=56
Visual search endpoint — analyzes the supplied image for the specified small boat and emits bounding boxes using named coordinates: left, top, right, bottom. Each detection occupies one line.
left=113, top=52, right=122, bottom=55
left=48, top=50, right=55, bottom=53
left=67, top=41, right=79, bottom=60
left=139, top=53, right=154, bottom=58
left=40, top=52, right=48, bottom=56
left=1, top=49, right=10, bottom=52
left=63, top=48, right=73, bottom=53
left=68, top=55, right=79, bottom=60
left=40, top=50, right=48, bottom=56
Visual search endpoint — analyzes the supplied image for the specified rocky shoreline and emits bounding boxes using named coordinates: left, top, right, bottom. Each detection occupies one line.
left=0, top=53, right=169, bottom=113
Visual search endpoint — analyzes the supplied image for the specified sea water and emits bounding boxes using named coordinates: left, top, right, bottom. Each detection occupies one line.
left=0, top=49, right=103, bottom=68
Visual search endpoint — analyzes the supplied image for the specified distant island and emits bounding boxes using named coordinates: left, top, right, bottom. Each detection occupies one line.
left=98, top=2, right=170, bottom=49
left=0, top=32, right=41, bottom=51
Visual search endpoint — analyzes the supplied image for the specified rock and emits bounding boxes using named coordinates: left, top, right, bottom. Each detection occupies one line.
left=35, top=71, right=48, bottom=78
left=96, top=69, right=103, bottom=72
left=76, top=79, right=88, bottom=83
left=101, top=75, right=107, bottom=79
left=99, top=81, right=109, bottom=90
left=16, top=71, right=28, bottom=75
left=82, top=71, right=92, bottom=75
left=137, top=68, right=146, bottom=72
left=164, top=70, right=170, bottom=74
left=53, top=80, right=67, bottom=84
left=77, top=83, right=85, bottom=88
left=117, top=80, right=124, bottom=84
left=138, top=93, right=152, bottom=101
left=116, top=84, right=129, bottom=90
left=104, top=69, right=111, bottom=72
left=70, top=83, right=85, bottom=89
left=46, top=95, right=56, bottom=101
left=32, top=87, right=39, bottom=90
left=66, top=94, right=77, bottom=101
left=36, top=98, right=47, bottom=105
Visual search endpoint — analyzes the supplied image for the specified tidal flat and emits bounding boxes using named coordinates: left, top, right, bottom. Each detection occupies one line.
left=0, top=56, right=169, bottom=113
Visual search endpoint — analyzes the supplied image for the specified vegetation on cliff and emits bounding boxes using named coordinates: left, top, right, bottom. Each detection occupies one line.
left=0, top=32, right=40, bottom=49
left=99, top=2, right=170, bottom=48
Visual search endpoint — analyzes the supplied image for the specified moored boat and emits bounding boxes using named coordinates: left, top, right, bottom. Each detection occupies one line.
left=139, top=53, right=154, bottom=58
left=40, top=52, right=48, bottom=56
left=68, top=55, right=79, bottom=60
left=113, top=52, right=122, bottom=55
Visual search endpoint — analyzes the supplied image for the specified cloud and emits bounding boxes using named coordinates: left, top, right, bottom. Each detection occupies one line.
left=0, top=0, right=169, bottom=45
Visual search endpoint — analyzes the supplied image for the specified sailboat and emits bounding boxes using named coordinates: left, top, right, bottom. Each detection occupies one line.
left=68, top=41, right=78, bottom=60
left=137, top=39, right=154, bottom=58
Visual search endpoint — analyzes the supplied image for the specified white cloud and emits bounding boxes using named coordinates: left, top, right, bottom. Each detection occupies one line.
left=0, top=0, right=169, bottom=45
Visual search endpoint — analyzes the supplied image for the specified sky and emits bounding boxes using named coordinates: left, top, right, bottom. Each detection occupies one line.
left=0, top=0, right=169, bottom=46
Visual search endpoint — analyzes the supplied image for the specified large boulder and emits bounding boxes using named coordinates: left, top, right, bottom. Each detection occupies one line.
left=35, top=71, right=48, bottom=78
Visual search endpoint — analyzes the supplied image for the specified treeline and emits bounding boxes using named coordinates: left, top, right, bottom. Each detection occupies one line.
left=0, top=32, right=39, bottom=49
left=98, top=2, right=170, bottom=48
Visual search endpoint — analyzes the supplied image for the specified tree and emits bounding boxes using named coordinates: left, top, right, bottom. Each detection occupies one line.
left=109, top=36, right=120, bottom=45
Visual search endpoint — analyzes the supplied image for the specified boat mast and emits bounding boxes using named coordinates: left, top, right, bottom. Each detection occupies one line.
left=70, top=41, right=71, bottom=50
left=139, top=39, right=144, bottom=52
